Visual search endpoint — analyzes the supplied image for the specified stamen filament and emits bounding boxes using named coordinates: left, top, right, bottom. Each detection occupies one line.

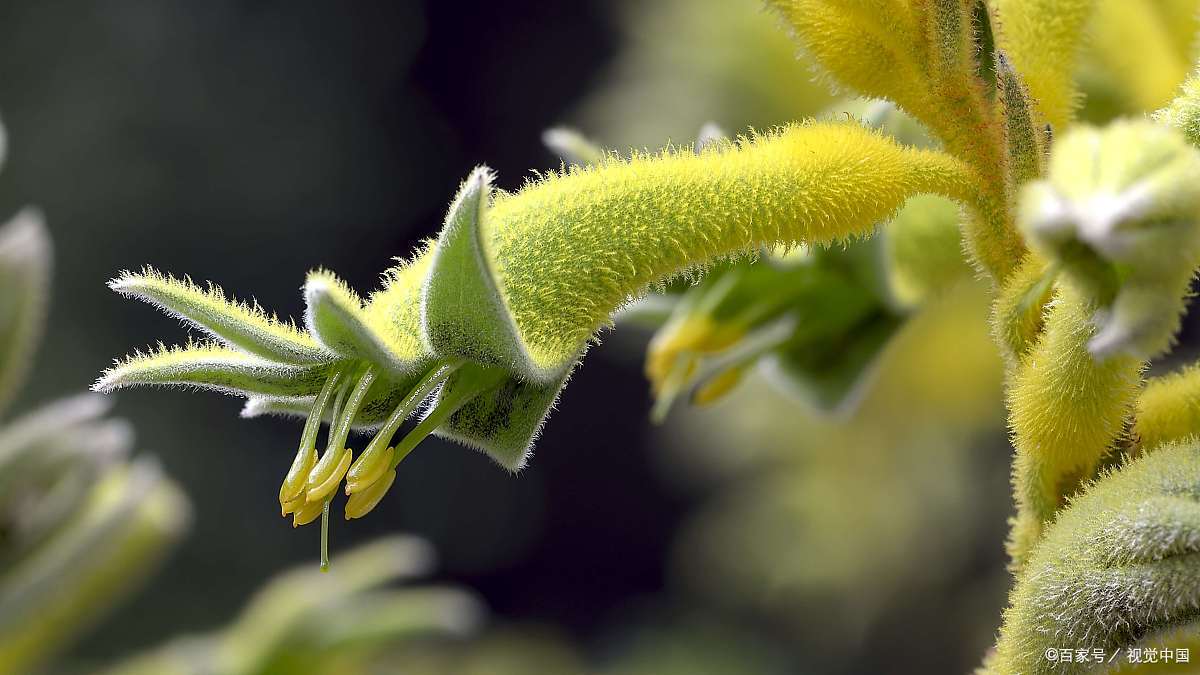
left=326, top=367, right=378, bottom=456
left=300, top=371, right=345, bottom=455
left=279, top=371, right=345, bottom=506
left=305, top=367, right=377, bottom=503
left=389, top=365, right=506, bottom=470
left=346, top=360, right=463, bottom=494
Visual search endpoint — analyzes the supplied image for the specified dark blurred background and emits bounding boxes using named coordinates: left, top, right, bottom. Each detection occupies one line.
left=0, top=0, right=685, bottom=656
left=0, top=2, right=1022, bottom=673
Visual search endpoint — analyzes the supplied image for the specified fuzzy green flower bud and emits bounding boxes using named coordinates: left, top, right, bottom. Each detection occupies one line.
left=990, top=439, right=1200, bottom=673
left=1018, top=120, right=1200, bottom=360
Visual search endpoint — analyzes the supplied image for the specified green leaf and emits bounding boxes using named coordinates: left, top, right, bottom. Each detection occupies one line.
left=108, top=268, right=329, bottom=365
left=423, top=167, right=560, bottom=383
left=0, top=209, right=50, bottom=418
left=294, top=588, right=481, bottom=651
left=304, top=270, right=423, bottom=376
left=220, top=536, right=468, bottom=672
left=99, top=536, right=481, bottom=675
left=0, top=396, right=138, bottom=572
left=991, top=440, right=1200, bottom=673
left=94, top=343, right=332, bottom=398
left=762, top=310, right=903, bottom=415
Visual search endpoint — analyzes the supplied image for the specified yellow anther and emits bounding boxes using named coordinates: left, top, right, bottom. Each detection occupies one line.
left=305, top=447, right=351, bottom=504
left=278, top=445, right=317, bottom=506
left=280, top=493, right=306, bottom=517
left=691, top=365, right=746, bottom=406
left=650, top=353, right=698, bottom=423
left=646, top=316, right=744, bottom=395
left=346, top=445, right=395, bottom=495
left=344, top=469, right=397, bottom=520
left=646, top=316, right=713, bottom=382
left=292, top=499, right=325, bottom=527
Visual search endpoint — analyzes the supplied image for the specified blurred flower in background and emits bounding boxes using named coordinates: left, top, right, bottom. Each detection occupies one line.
left=564, top=2, right=1008, bottom=668
left=0, top=176, right=189, bottom=672
left=572, top=0, right=833, bottom=146
left=101, top=537, right=484, bottom=675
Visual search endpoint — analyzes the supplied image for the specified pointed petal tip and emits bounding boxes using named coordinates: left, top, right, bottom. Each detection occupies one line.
left=106, top=266, right=162, bottom=295
left=91, top=371, right=119, bottom=393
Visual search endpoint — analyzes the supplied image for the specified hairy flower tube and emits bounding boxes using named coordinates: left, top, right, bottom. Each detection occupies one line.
left=97, top=122, right=972, bottom=565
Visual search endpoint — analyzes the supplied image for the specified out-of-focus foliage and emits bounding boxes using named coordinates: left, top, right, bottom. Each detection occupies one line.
left=382, top=627, right=588, bottom=675
left=101, top=537, right=483, bottom=675
left=573, top=0, right=833, bottom=148
left=662, top=282, right=1005, bottom=667
left=0, top=194, right=188, bottom=672
left=1076, top=0, right=1199, bottom=122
